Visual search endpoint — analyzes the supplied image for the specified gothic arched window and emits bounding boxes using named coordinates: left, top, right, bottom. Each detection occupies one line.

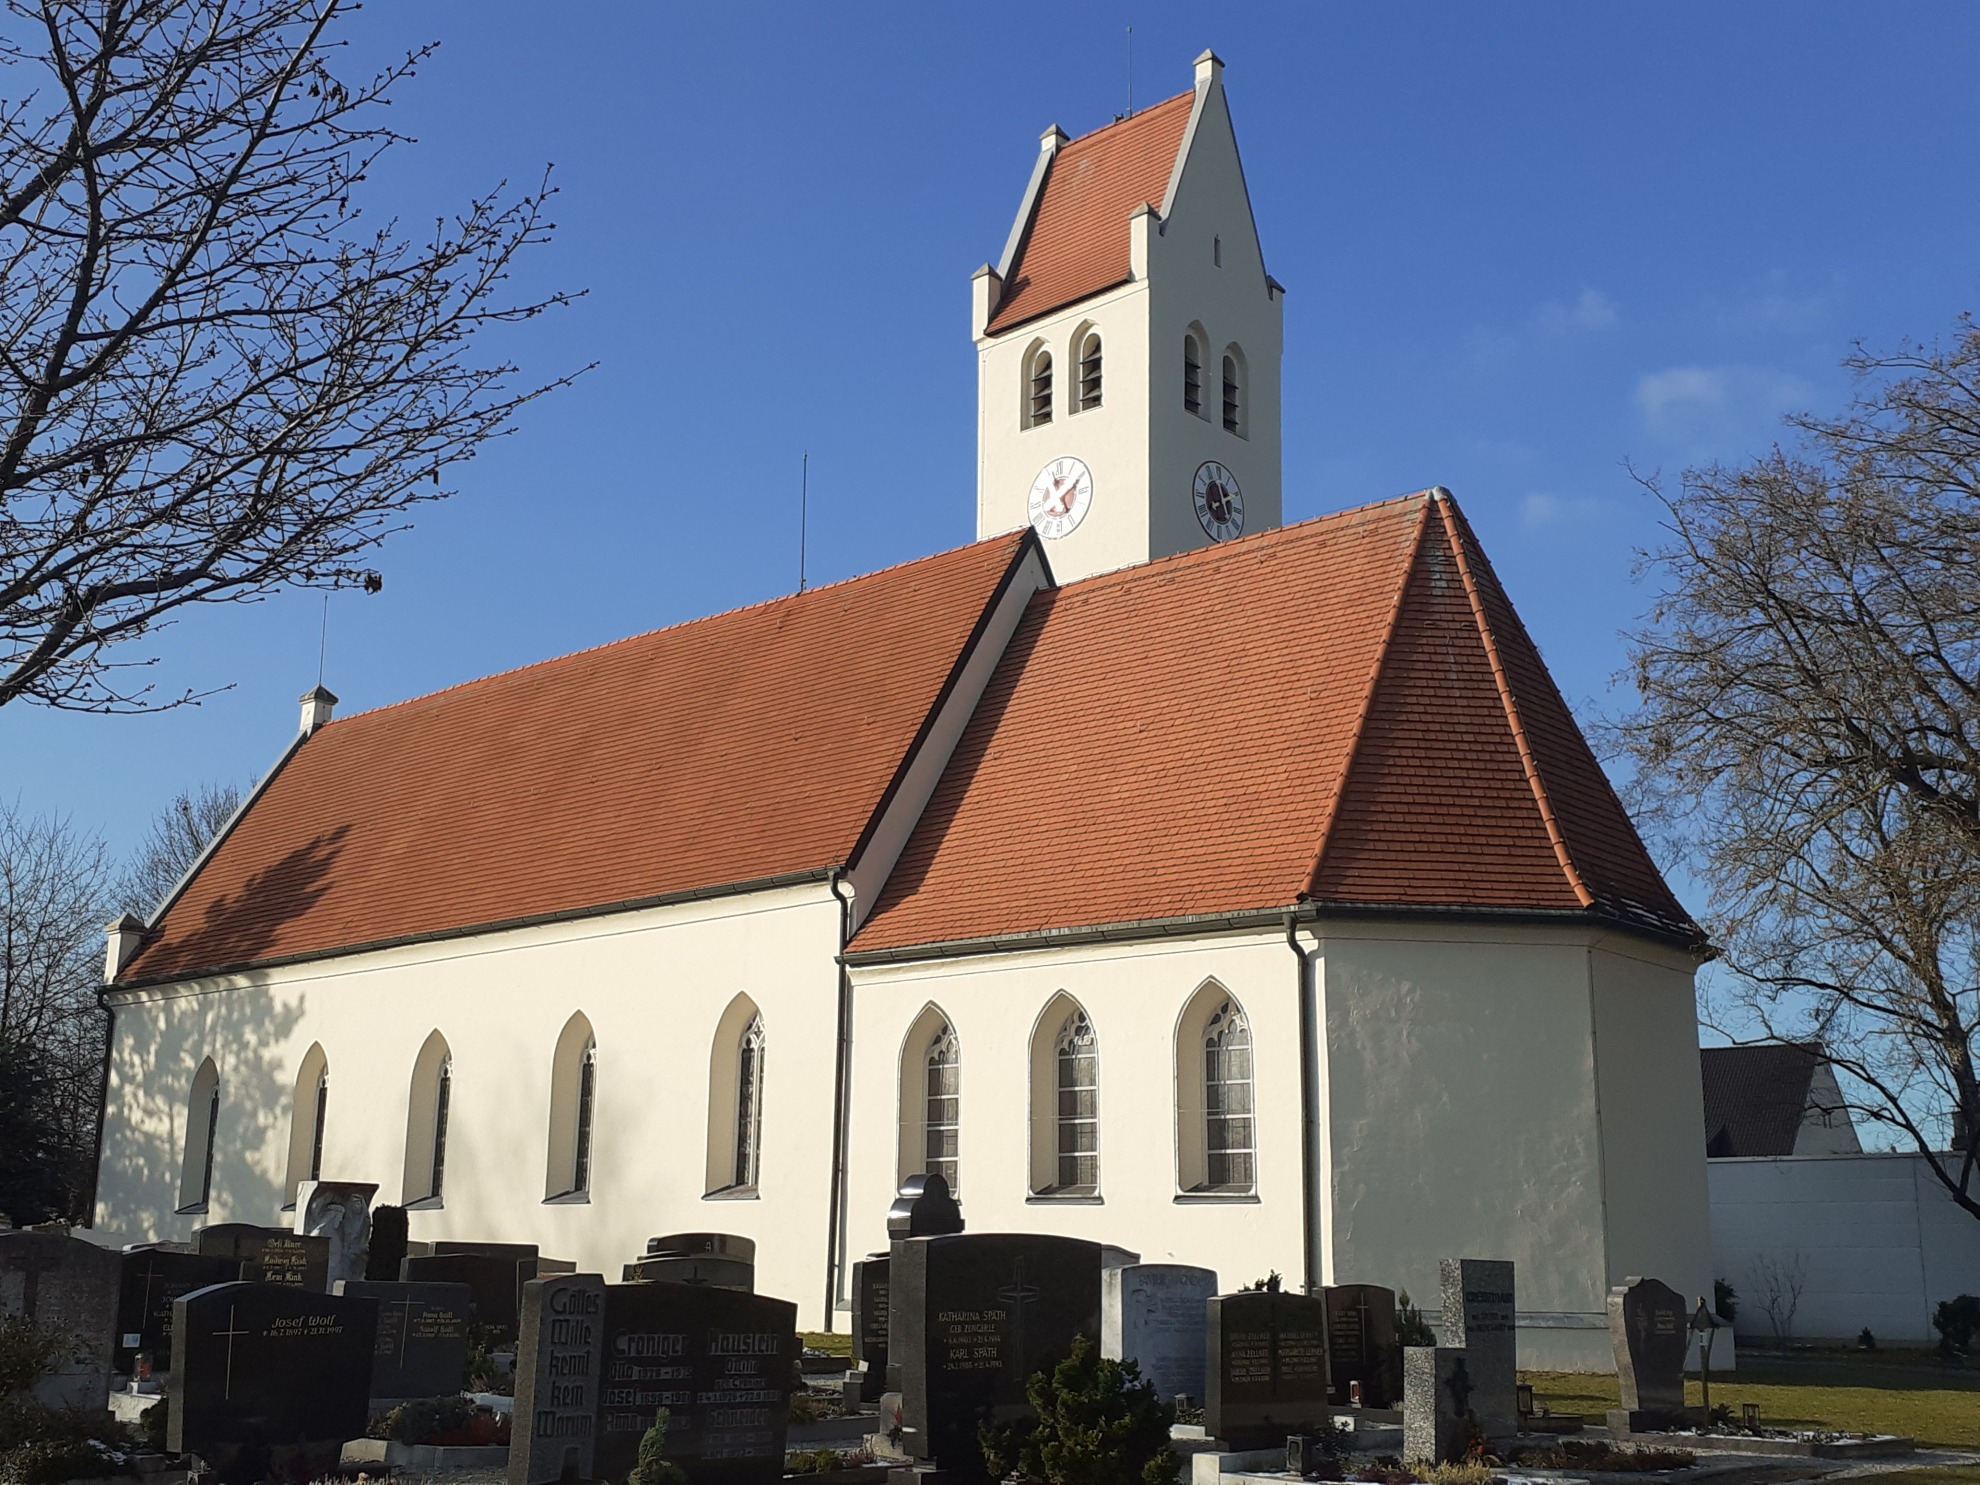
left=402, top=1030, right=453, bottom=1206
left=1184, top=333, right=1204, bottom=417
left=1175, top=983, right=1258, bottom=1194
left=546, top=1012, right=598, bottom=1200
left=284, top=1044, right=329, bottom=1204
left=178, top=1058, right=221, bottom=1212
left=704, top=994, right=766, bottom=1196
left=734, top=1015, right=766, bottom=1189
left=1054, top=1009, right=1099, bottom=1191
left=924, top=1022, right=960, bottom=1191
left=1076, top=332, right=1103, bottom=411
left=1222, top=349, right=1246, bottom=436
left=1024, top=344, right=1054, bottom=428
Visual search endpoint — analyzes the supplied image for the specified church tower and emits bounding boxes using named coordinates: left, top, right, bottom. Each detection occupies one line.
left=973, top=52, right=1284, bottom=583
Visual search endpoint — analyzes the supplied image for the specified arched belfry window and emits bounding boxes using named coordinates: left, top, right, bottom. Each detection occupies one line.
left=402, top=1031, right=453, bottom=1206
left=1175, top=983, right=1257, bottom=1194
left=1075, top=331, right=1103, bottom=412
left=1023, top=343, right=1054, bottom=428
left=1184, top=332, right=1205, bottom=418
left=705, top=994, right=766, bottom=1196
left=898, top=1005, right=961, bottom=1195
left=1221, top=349, right=1246, bottom=436
left=284, top=1044, right=330, bottom=1204
left=177, top=1058, right=221, bottom=1213
left=546, top=1012, right=599, bottom=1200
left=1029, top=995, right=1099, bottom=1195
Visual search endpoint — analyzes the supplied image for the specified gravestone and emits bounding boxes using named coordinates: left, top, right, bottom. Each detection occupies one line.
left=432, top=1240, right=539, bottom=1260
left=1099, top=1245, right=1141, bottom=1271
left=593, top=1280, right=800, bottom=1485
left=1402, top=1347, right=1473, bottom=1465
left=1438, top=1258, right=1515, bottom=1439
left=195, top=1225, right=329, bottom=1291
left=1606, top=1276, right=1690, bottom=1431
left=510, top=1273, right=606, bottom=1485
left=893, top=1232, right=1101, bottom=1482
left=338, top=1279, right=472, bottom=1402
left=168, top=1281, right=378, bottom=1484
left=1324, top=1283, right=1401, bottom=1408
left=646, top=1233, right=756, bottom=1262
left=294, top=1179, right=377, bottom=1285
left=0, top=1231, right=120, bottom=1409
left=622, top=1254, right=753, bottom=1291
left=402, top=1251, right=539, bottom=1334
left=115, top=1248, right=240, bottom=1372
left=851, top=1254, right=890, bottom=1402
left=1101, top=1263, right=1217, bottom=1407
left=1204, top=1289, right=1330, bottom=1449
left=365, top=1206, right=409, bottom=1281
left=886, top=1174, right=964, bottom=1240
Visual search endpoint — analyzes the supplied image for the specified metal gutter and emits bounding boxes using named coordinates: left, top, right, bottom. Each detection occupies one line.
left=823, top=870, right=856, bottom=1330
left=1285, top=912, right=1319, bottom=1296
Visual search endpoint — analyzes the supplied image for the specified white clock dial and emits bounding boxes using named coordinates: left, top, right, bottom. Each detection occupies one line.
left=1193, top=461, right=1244, bottom=542
left=1028, top=457, right=1094, bottom=540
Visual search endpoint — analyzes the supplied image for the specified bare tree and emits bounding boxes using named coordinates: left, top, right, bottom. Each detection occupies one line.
left=1747, top=1251, right=1808, bottom=1341
left=0, top=0, right=583, bottom=711
left=120, top=778, right=240, bottom=915
left=1617, top=320, right=1980, bottom=1221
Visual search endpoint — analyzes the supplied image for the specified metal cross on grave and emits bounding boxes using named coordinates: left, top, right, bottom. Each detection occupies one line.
left=2, top=1249, right=59, bottom=1319
left=213, top=1304, right=252, bottom=1401
left=996, top=1257, right=1043, bottom=1384
left=1443, top=1356, right=1474, bottom=1420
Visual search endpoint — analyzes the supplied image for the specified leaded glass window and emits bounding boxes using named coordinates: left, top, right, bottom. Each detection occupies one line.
left=1204, top=1000, right=1254, bottom=1190
left=1055, top=1010, right=1098, bottom=1191
left=924, top=1023, right=960, bottom=1193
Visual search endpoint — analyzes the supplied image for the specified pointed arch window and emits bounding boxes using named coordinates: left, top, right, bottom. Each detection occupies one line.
left=734, top=1015, right=766, bottom=1189
left=574, top=1046, right=597, bottom=1193
left=1203, top=1000, right=1255, bottom=1190
left=1076, top=332, right=1103, bottom=411
left=284, top=1044, right=330, bottom=1205
left=1184, top=335, right=1204, bottom=417
left=705, top=995, right=766, bottom=1197
left=1024, top=345, right=1054, bottom=428
left=430, top=1057, right=453, bottom=1199
left=308, top=1068, right=329, bottom=1183
left=1222, top=351, right=1244, bottom=435
left=178, top=1058, right=221, bottom=1212
left=1055, top=1011, right=1099, bottom=1191
left=403, top=1031, right=453, bottom=1206
left=924, top=1022, right=960, bottom=1191
left=546, top=1013, right=599, bottom=1201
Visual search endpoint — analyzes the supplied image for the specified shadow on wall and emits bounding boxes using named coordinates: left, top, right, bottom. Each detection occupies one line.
left=97, top=830, right=349, bottom=1239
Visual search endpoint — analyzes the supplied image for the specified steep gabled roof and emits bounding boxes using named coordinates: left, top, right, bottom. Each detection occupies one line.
left=118, top=533, right=1033, bottom=985
left=853, top=491, right=1694, bottom=954
left=985, top=91, right=1194, bottom=335
left=1700, top=1044, right=1823, bottom=1158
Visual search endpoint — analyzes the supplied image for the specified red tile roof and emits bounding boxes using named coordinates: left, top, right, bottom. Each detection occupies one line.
left=854, top=492, right=1693, bottom=953
left=985, top=92, right=1195, bottom=335
left=119, top=534, right=1033, bottom=984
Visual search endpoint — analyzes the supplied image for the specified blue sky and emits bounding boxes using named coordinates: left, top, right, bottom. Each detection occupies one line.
left=9, top=1, right=1980, bottom=887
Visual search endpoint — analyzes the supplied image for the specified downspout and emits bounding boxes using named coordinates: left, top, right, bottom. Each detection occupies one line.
left=1285, top=909, right=1319, bottom=1294
left=85, top=989, right=116, bottom=1228
left=824, top=870, right=856, bottom=1331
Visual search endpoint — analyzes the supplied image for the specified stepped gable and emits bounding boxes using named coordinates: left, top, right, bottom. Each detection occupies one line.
left=854, top=491, right=1695, bottom=954
left=118, top=533, right=1033, bottom=985
left=985, top=91, right=1194, bottom=335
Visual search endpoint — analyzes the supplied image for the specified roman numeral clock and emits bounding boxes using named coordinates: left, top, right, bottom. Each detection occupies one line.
left=1194, top=461, right=1244, bottom=542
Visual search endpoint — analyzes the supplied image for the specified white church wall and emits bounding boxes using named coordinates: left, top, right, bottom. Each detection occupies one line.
left=843, top=931, right=1308, bottom=1307
left=98, top=881, right=849, bottom=1327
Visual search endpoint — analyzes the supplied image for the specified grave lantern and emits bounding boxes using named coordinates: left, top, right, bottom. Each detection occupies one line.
left=1742, top=1402, right=1761, bottom=1429
left=1515, top=1382, right=1534, bottom=1417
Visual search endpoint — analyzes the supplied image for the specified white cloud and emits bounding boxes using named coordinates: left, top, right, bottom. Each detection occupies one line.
left=1634, top=364, right=1810, bottom=458
left=1539, top=287, right=1619, bottom=335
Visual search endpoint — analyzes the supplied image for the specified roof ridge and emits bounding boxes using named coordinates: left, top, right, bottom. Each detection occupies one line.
left=1063, top=90, right=1194, bottom=149
left=1299, top=497, right=1433, bottom=900
left=1433, top=492, right=1596, bottom=909
left=331, top=531, right=1029, bottom=728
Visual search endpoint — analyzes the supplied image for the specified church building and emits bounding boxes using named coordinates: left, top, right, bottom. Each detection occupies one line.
left=93, top=53, right=1712, bottom=1368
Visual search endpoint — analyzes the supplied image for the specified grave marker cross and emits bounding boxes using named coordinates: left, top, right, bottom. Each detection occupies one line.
left=212, top=1304, right=251, bottom=1401
left=998, top=1257, right=1042, bottom=1383
left=3, top=1250, right=58, bottom=1317
left=1444, top=1356, right=1473, bottom=1418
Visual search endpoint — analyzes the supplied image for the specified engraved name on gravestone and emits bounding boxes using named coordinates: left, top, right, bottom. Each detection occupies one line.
left=115, top=1248, right=240, bottom=1372
left=194, top=1225, right=329, bottom=1291
left=169, top=1281, right=377, bottom=1485
left=1607, top=1276, right=1690, bottom=1429
left=1325, top=1283, right=1401, bottom=1408
left=0, top=1232, right=120, bottom=1409
left=592, top=1281, right=800, bottom=1485
left=1402, top=1347, right=1473, bottom=1465
left=1438, top=1258, right=1515, bottom=1439
left=1102, top=1264, right=1217, bottom=1406
left=338, top=1279, right=472, bottom=1402
left=402, top=1249, right=540, bottom=1335
left=294, top=1180, right=377, bottom=1286
left=894, top=1232, right=1101, bottom=1483
left=852, top=1254, right=890, bottom=1402
left=1204, top=1289, right=1331, bottom=1450
left=509, top=1273, right=606, bottom=1485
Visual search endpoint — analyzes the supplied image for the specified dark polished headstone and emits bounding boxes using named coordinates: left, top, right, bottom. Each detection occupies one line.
left=852, top=1255, right=890, bottom=1403
left=1439, top=1258, right=1515, bottom=1439
left=365, top=1206, right=409, bottom=1281
left=646, top=1233, right=756, bottom=1262
left=0, top=1231, right=120, bottom=1409
left=338, top=1279, right=472, bottom=1401
left=1607, top=1276, right=1689, bottom=1431
left=1324, top=1283, right=1400, bottom=1408
left=1102, top=1264, right=1217, bottom=1408
left=168, top=1281, right=377, bottom=1484
left=1204, top=1290, right=1330, bottom=1449
left=432, top=1240, right=539, bottom=1260
left=194, top=1225, right=328, bottom=1291
left=893, top=1232, right=1101, bottom=1482
left=116, top=1249, right=240, bottom=1372
left=511, top=1273, right=606, bottom=1485
left=402, top=1251, right=542, bottom=1334
left=1402, top=1346, right=1472, bottom=1465
left=593, top=1280, right=799, bottom=1485
left=886, top=1174, right=964, bottom=1240
left=622, top=1254, right=753, bottom=1291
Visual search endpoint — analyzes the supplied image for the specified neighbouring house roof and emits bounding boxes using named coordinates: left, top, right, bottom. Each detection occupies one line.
left=984, top=91, right=1195, bottom=336
left=117, top=533, right=1034, bottom=986
left=853, top=491, right=1695, bottom=953
left=1701, top=1043, right=1828, bottom=1158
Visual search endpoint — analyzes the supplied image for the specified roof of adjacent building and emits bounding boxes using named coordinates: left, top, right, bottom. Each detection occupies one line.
left=1700, top=1043, right=1824, bottom=1158
left=985, top=91, right=1195, bottom=335
left=854, top=491, right=1694, bottom=952
left=118, top=533, right=1033, bottom=985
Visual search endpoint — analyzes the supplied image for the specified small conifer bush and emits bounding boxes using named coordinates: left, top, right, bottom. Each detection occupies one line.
left=979, top=1335, right=1178, bottom=1485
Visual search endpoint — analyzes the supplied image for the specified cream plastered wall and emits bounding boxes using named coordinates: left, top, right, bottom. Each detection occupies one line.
left=97, top=881, right=849, bottom=1327
left=842, top=930, right=1310, bottom=1310
left=1318, top=922, right=1711, bottom=1371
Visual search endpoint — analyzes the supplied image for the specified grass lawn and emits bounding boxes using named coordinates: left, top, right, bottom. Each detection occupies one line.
left=1523, top=1350, right=1980, bottom=1450
left=801, top=1330, right=854, bottom=1356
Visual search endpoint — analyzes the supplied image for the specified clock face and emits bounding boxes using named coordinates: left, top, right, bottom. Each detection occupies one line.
left=1028, top=457, right=1094, bottom=540
left=1194, top=461, right=1244, bottom=541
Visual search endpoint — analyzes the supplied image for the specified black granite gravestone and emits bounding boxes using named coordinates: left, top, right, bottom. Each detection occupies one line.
left=893, top=1232, right=1101, bottom=1482
left=338, top=1279, right=472, bottom=1401
left=365, top=1206, right=409, bottom=1281
left=0, top=1231, right=120, bottom=1409
left=1205, top=1290, right=1331, bottom=1449
left=592, top=1280, right=799, bottom=1485
left=646, top=1233, right=756, bottom=1262
left=852, top=1255, right=890, bottom=1403
left=194, top=1225, right=329, bottom=1291
left=1324, top=1284, right=1400, bottom=1408
left=168, top=1281, right=377, bottom=1485
left=622, top=1254, right=754, bottom=1291
left=1606, top=1276, right=1689, bottom=1430
left=886, top=1174, right=964, bottom=1240
left=431, top=1240, right=539, bottom=1260
left=1438, top=1258, right=1515, bottom=1439
left=511, top=1274, right=607, bottom=1485
left=115, top=1248, right=240, bottom=1372
left=401, top=1251, right=536, bottom=1334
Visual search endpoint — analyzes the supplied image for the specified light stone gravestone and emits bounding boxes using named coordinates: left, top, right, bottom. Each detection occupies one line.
left=1402, top=1346, right=1474, bottom=1464
left=294, top=1179, right=377, bottom=1286
left=1607, top=1276, right=1690, bottom=1431
left=1438, top=1257, right=1515, bottom=1439
left=509, top=1273, right=606, bottom=1485
left=1101, top=1263, right=1216, bottom=1406
left=0, top=1231, right=119, bottom=1409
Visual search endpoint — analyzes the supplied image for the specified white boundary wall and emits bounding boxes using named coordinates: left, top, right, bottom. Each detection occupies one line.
left=1709, top=1151, right=1980, bottom=1343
